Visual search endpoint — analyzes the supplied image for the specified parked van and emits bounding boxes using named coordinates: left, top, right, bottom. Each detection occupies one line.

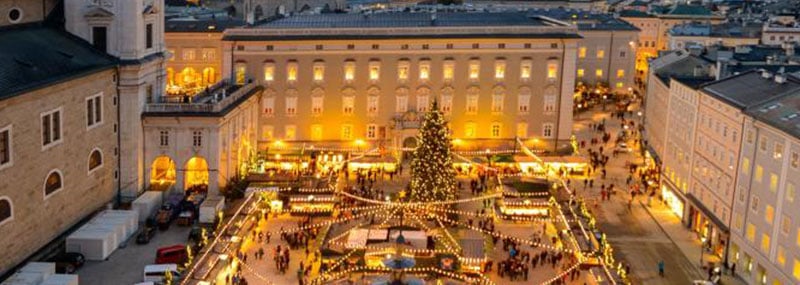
left=143, top=264, right=180, bottom=283
left=155, top=245, right=187, bottom=264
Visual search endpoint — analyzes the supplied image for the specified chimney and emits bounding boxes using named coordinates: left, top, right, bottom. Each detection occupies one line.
left=775, top=74, right=787, bottom=84
left=784, top=42, right=796, bottom=56
left=762, top=70, right=773, bottom=79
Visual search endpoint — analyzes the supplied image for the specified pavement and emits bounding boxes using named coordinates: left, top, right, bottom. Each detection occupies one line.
left=570, top=102, right=747, bottom=285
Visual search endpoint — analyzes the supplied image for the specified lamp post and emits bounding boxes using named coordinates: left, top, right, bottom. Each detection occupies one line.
left=700, top=237, right=707, bottom=267
left=602, top=94, right=608, bottom=111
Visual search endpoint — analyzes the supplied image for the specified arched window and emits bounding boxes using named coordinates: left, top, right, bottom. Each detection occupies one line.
left=0, top=197, right=11, bottom=225
left=88, top=149, right=102, bottom=172
left=44, top=170, right=63, bottom=197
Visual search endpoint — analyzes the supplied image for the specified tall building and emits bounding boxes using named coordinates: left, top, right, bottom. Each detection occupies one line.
left=220, top=12, right=581, bottom=153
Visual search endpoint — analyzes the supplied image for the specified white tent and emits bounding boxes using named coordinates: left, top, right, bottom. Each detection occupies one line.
left=132, top=191, right=163, bottom=221
left=66, top=228, right=116, bottom=261
left=345, top=229, right=370, bottom=248
left=40, top=274, right=79, bottom=285
left=388, top=230, right=427, bottom=249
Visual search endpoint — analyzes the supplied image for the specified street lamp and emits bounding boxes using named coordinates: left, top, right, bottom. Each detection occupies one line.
left=700, top=237, right=707, bottom=266
left=602, top=94, right=608, bottom=111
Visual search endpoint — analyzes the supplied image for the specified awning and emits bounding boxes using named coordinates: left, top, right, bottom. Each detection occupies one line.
left=645, top=145, right=662, bottom=165
left=686, top=193, right=730, bottom=233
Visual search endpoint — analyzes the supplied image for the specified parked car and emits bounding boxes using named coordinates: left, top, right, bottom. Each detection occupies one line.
left=155, top=245, right=188, bottom=265
left=143, top=264, right=181, bottom=284
left=136, top=225, right=157, bottom=245
left=48, top=252, right=85, bottom=274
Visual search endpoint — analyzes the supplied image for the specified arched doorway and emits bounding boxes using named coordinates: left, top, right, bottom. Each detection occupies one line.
left=179, top=67, right=200, bottom=89
left=202, top=67, right=216, bottom=86
left=185, top=156, right=209, bottom=192
left=150, top=156, right=176, bottom=190
left=402, top=136, right=418, bottom=160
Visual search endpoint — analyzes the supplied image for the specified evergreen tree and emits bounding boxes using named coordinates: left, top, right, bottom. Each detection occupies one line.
left=409, top=100, right=456, bottom=202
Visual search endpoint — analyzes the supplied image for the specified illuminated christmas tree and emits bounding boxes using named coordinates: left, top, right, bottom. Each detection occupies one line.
left=409, top=100, right=456, bottom=202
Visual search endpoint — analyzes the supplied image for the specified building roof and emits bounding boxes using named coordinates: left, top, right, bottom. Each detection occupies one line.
left=166, top=17, right=246, bottom=33
left=0, top=24, right=117, bottom=100
left=619, top=10, right=654, bottom=18
left=526, top=8, right=640, bottom=31
left=652, top=51, right=714, bottom=86
left=745, top=84, right=800, bottom=139
left=666, top=4, right=713, bottom=16
left=702, top=70, right=800, bottom=109
left=669, top=21, right=761, bottom=38
left=671, top=76, right=716, bottom=89
left=258, top=12, right=553, bottom=28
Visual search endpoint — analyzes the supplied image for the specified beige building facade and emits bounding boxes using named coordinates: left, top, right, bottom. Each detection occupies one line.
left=221, top=13, right=580, bottom=153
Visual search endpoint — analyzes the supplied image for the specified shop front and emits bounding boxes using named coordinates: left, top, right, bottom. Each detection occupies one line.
left=687, top=194, right=729, bottom=260
left=660, top=182, right=685, bottom=220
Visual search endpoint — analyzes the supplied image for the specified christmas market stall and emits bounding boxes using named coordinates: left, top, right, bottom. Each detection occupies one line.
left=497, top=178, right=553, bottom=218
left=456, top=231, right=486, bottom=273
left=347, top=155, right=398, bottom=173
left=286, top=194, right=337, bottom=216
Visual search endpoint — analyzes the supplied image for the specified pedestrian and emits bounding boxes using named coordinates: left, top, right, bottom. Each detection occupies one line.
left=658, top=260, right=665, bottom=277
left=731, top=262, right=736, bottom=276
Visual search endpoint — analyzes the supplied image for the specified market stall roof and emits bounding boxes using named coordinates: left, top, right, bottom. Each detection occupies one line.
left=346, top=229, right=370, bottom=248
left=540, top=156, right=589, bottom=164
left=349, top=155, right=398, bottom=164
left=491, top=154, right=516, bottom=163
left=389, top=230, right=427, bottom=249
left=459, top=231, right=485, bottom=259
left=368, top=229, right=389, bottom=241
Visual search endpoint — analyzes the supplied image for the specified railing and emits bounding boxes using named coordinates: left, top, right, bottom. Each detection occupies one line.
left=145, top=83, right=257, bottom=114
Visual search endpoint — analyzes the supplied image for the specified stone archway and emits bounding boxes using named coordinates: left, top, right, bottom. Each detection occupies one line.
left=150, top=156, right=176, bottom=190
left=402, top=136, right=418, bottom=160
left=185, top=156, right=209, bottom=192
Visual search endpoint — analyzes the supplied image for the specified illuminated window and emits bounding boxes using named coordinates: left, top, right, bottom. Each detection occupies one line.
left=793, top=259, right=800, bottom=280
left=520, top=60, right=532, bottom=79
left=755, top=165, right=763, bottom=182
left=466, top=94, right=479, bottom=114
left=770, top=174, right=779, bottom=192
left=285, top=125, right=296, bottom=140
left=746, top=223, right=756, bottom=242
left=369, top=61, right=380, bottom=81
left=616, top=82, right=624, bottom=88
left=262, top=126, right=274, bottom=140
left=577, top=69, right=584, bottom=77
left=766, top=204, right=774, bottom=224
left=491, top=123, right=501, bottom=138
left=518, top=89, right=531, bottom=114
left=263, top=62, right=275, bottom=82
left=547, top=63, right=558, bottom=79
left=285, top=97, right=297, bottom=116
left=311, top=124, right=323, bottom=141
left=182, top=49, right=196, bottom=61
left=367, top=96, right=379, bottom=115
left=396, top=96, right=408, bottom=113
left=44, top=170, right=62, bottom=197
left=782, top=214, right=791, bottom=235
left=311, top=96, right=323, bottom=115
left=761, top=234, right=771, bottom=253
left=344, top=60, right=355, bottom=81
left=417, top=94, right=429, bottom=112
left=443, top=60, right=455, bottom=81
left=419, top=61, right=430, bottom=81
left=775, top=143, right=784, bottom=159
left=596, top=69, right=603, bottom=77
left=341, top=124, right=353, bottom=140
left=492, top=91, right=504, bottom=112
left=543, top=123, right=554, bottom=138
left=742, top=157, right=750, bottom=173
left=495, top=60, right=506, bottom=79
left=343, top=96, right=354, bottom=115
left=792, top=152, right=800, bottom=168
left=366, top=124, right=377, bottom=139
left=617, top=69, right=625, bottom=78
left=465, top=123, right=477, bottom=138
left=788, top=183, right=795, bottom=202
left=597, top=49, right=605, bottom=58
left=469, top=60, right=480, bottom=80
left=286, top=61, right=298, bottom=82
left=312, top=61, right=324, bottom=82
left=578, top=47, right=586, bottom=58
left=777, top=246, right=786, bottom=266
left=235, top=62, right=247, bottom=85
left=398, top=60, right=410, bottom=81
left=516, top=123, right=528, bottom=138
left=201, top=48, right=215, bottom=61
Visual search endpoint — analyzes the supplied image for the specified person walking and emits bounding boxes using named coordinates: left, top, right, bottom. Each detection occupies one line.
left=658, top=260, right=665, bottom=277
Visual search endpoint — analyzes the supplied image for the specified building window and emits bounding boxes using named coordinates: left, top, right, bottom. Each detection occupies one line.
left=746, top=223, right=756, bottom=242
left=145, top=23, right=153, bottom=49
left=516, top=123, right=528, bottom=138
left=311, top=96, right=323, bottom=115
left=182, top=49, right=196, bottom=61
left=44, top=170, right=63, bottom=197
left=347, top=44, right=355, bottom=50
left=396, top=95, right=408, bottom=113
left=92, top=26, right=107, bottom=53
left=285, top=97, right=297, bottom=116
left=775, top=143, right=784, bottom=159
left=579, top=47, right=586, bottom=58
left=88, top=149, right=102, bottom=172
left=441, top=94, right=453, bottom=114
left=770, top=174, right=779, bottom=192
left=341, top=125, right=353, bottom=140
left=469, top=60, right=480, bottom=80
left=235, top=62, right=246, bottom=85
left=766, top=204, right=775, bottom=224
left=518, top=93, right=530, bottom=114
left=422, top=44, right=429, bottom=50
left=465, top=122, right=477, bottom=138
left=595, top=69, right=603, bottom=77
left=417, top=94, right=429, bottom=112
left=443, top=61, right=455, bottom=82
left=597, top=49, right=605, bottom=58
left=793, top=260, right=800, bottom=280
left=762, top=234, right=771, bottom=253
left=490, top=123, right=501, bottom=138
left=311, top=124, right=323, bottom=141
left=0, top=126, right=10, bottom=167
left=760, top=137, right=768, bottom=152
left=495, top=60, right=506, bottom=80
left=492, top=91, right=504, bottom=113
left=752, top=195, right=760, bottom=212
left=398, top=60, right=410, bottom=81
left=577, top=69, right=584, bottom=77
left=285, top=125, right=296, bottom=140
left=747, top=130, right=754, bottom=143
left=446, top=43, right=453, bottom=49
left=372, top=44, right=379, bottom=50
left=343, top=96, right=354, bottom=115
left=201, top=48, right=215, bottom=61
left=159, top=130, right=169, bottom=146
left=313, top=61, right=325, bottom=82
left=616, top=82, right=624, bottom=88
left=367, top=96, right=379, bottom=115
left=192, top=131, right=202, bottom=147
left=466, top=95, right=479, bottom=114
left=366, top=124, right=377, bottom=139
left=263, top=97, right=274, bottom=116
left=755, top=165, right=763, bottom=182
left=550, top=43, right=558, bottom=48
left=472, top=43, right=479, bottom=49
left=266, top=45, right=273, bottom=51
left=401, top=44, right=409, bottom=50
left=544, top=95, right=556, bottom=113
left=419, top=61, right=430, bottom=81
left=263, top=62, right=275, bottom=82
left=286, top=61, right=298, bottom=82
left=262, top=126, right=274, bottom=140
left=547, top=63, right=558, bottom=79
left=620, top=51, right=626, bottom=57
left=315, top=44, right=323, bottom=50
left=617, top=69, right=625, bottom=78
left=41, top=109, right=62, bottom=148
left=543, top=123, right=554, bottom=138
left=787, top=183, right=795, bottom=203
left=86, top=94, right=102, bottom=128
left=344, top=60, right=356, bottom=82
left=520, top=60, right=532, bottom=80
left=0, top=198, right=11, bottom=225
left=369, top=61, right=380, bottom=81
left=782, top=215, right=791, bottom=235
left=792, top=152, right=799, bottom=168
